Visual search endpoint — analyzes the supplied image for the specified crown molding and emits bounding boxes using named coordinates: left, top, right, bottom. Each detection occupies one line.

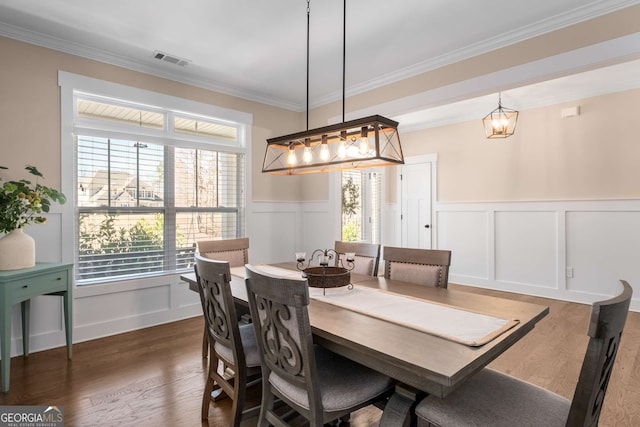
left=0, top=21, right=302, bottom=112
left=333, top=32, right=640, bottom=132
left=311, top=0, right=640, bottom=108
left=2, top=0, right=640, bottom=112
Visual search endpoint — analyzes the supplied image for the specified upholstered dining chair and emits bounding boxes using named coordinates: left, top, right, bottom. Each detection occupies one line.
left=334, top=240, right=381, bottom=276
left=383, top=246, right=451, bottom=288
left=415, top=280, right=633, bottom=427
left=196, top=237, right=250, bottom=357
left=194, top=255, right=261, bottom=426
left=244, top=264, right=394, bottom=427
left=197, top=237, right=249, bottom=267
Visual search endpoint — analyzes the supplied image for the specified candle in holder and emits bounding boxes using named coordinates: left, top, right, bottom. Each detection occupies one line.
left=295, top=252, right=306, bottom=263
left=345, top=252, right=356, bottom=262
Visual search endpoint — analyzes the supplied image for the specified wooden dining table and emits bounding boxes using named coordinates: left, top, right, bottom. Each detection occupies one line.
left=181, top=262, right=549, bottom=426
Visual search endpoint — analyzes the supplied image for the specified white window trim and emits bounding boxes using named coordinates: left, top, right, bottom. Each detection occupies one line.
left=75, top=92, right=244, bottom=149
left=59, top=71, right=253, bottom=291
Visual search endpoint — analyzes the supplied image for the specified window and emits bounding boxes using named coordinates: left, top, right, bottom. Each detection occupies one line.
left=341, top=170, right=382, bottom=243
left=73, top=94, right=246, bottom=283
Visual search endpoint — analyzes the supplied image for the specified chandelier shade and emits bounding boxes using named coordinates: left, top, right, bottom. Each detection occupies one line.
left=482, top=93, right=519, bottom=139
left=262, top=115, right=403, bottom=175
left=262, top=0, right=403, bottom=174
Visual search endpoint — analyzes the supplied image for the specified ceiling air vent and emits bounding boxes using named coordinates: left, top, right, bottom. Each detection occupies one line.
left=152, top=51, right=190, bottom=67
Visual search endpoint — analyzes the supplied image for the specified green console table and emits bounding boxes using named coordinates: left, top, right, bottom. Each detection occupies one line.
left=0, top=262, right=73, bottom=392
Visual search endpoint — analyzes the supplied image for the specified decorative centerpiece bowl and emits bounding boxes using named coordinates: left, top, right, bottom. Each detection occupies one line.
left=302, top=266, right=351, bottom=289
left=296, top=248, right=355, bottom=293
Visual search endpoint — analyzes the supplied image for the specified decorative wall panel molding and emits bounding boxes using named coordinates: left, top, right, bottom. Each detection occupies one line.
left=436, top=199, right=640, bottom=312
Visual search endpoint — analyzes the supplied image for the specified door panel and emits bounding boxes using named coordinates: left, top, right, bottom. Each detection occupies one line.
left=401, top=162, right=432, bottom=249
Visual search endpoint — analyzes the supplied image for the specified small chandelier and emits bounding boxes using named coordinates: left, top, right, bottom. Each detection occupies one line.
left=262, top=0, right=404, bottom=175
left=482, top=93, right=519, bottom=139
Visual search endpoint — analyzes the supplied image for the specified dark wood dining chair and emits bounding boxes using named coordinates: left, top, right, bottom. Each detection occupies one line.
left=196, top=237, right=250, bottom=358
left=244, top=264, right=394, bottom=427
left=383, top=246, right=451, bottom=288
left=194, top=255, right=261, bottom=426
left=415, top=279, right=633, bottom=427
left=334, top=240, right=381, bottom=276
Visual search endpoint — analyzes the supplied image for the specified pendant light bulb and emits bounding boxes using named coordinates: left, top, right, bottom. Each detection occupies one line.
left=492, top=114, right=509, bottom=135
left=359, top=126, right=369, bottom=155
left=303, top=138, right=312, bottom=163
left=320, top=135, right=330, bottom=161
left=287, top=144, right=297, bottom=165
left=338, top=130, right=347, bottom=159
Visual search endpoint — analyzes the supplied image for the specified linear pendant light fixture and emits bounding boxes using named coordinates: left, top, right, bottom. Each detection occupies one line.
left=262, top=0, right=404, bottom=175
left=483, top=92, right=519, bottom=139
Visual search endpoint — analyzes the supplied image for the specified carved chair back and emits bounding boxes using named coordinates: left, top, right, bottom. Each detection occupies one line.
left=194, top=254, right=245, bottom=368
left=245, top=264, right=324, bottom=421
left=567, top=280, right=633, bottom=426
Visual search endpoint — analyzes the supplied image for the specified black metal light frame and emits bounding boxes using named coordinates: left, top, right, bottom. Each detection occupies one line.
left=262, top=0, right=404, bottom=175
left=482, top=93, right=519, bottom=139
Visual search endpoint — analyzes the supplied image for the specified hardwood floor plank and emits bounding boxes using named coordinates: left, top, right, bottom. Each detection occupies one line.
left=0, top=285, right=637, bottom=426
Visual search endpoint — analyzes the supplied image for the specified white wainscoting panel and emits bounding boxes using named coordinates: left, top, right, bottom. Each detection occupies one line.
left=494, top=211, right=558, bottom=288
left=301, top=201, right=337, bottom=257
left=75, top=285, right=169, bottom=325
left=24, top=296, right=63, bottom=335
left=75, top=285, right=171, bottom=333
left=9, top=296, right=65, bottom=357
left=436, top=210, right=489, bottom=280
left=175, top=279, right=202, bottom=309
left=437, top=200, right=639, bottom=312
left=29, top=212, right=63, bottom=263
left=247, top=202, right=300, bottom=263
left=566, top=210, right=640, bottom=296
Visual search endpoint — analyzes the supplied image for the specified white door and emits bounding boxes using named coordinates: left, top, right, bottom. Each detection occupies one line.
left=400, top=160, right=432, bottom=249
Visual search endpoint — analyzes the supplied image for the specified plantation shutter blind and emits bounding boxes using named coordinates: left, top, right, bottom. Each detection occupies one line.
left=77, top=136, right=245, bottom=282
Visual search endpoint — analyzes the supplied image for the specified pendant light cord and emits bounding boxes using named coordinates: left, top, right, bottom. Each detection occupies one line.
left=306, top=0, right=346, bottom=127
left=342, top=0, right=346, bottom=123
left=306, top=0, right=310, bottom=131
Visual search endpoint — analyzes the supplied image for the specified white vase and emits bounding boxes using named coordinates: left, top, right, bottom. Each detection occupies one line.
left=0, top=228, right=36, bottom=270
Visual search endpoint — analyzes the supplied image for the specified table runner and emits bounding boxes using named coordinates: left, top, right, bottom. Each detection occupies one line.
left=232, top=264, right=518, bottom=346
left=231, top=264, right=303, bottom=279
left=311, top=286, right=519, bottom=347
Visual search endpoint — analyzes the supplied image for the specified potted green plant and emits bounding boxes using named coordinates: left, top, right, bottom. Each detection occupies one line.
left=0, top=165, right=66, bottom=270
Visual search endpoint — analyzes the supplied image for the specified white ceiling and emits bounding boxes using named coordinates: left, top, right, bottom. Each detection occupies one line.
left=1, top=0, right=640, bottom=128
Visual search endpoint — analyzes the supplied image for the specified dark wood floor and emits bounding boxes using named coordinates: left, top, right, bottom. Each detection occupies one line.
left=1, top=284, right=638, bottom=426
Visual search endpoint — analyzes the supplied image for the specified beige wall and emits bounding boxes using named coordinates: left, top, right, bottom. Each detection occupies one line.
left=401, top=89, right=640, bottom=202
left=0, top=36, right=305, bottom=202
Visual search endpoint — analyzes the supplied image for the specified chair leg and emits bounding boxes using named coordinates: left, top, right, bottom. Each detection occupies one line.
left=201, top=326, right=208, bottom=358
left=230, top=372, right=247, bottom=427
left=258, top=385, right=276, bottom=427
left=201, top=375, right=215, bottom=420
